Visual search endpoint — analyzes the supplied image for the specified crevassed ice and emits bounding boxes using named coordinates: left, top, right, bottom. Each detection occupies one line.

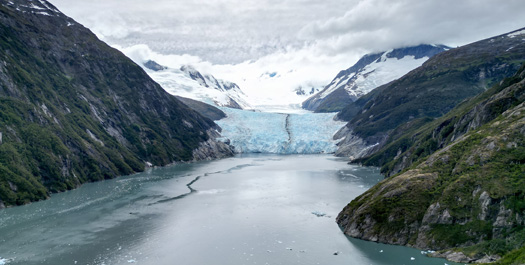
left=216, top=108, right=346, bottom=154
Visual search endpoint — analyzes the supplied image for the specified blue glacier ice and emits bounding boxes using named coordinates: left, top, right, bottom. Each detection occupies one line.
left=216, top=108, right=346, bottom=154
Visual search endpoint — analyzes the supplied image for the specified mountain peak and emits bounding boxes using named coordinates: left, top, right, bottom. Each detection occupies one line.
left=143, top=60, right=167, bottom=71
left=302, top=44, right=449, bottom=112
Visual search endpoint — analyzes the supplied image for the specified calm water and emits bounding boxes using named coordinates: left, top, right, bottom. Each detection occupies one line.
left=0, top=154, right=460, bottom=265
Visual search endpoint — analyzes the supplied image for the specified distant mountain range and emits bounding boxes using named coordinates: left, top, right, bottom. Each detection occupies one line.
left=142, top=61, right=251, bottom=109
left=302, top=44, right=449, bottom=112
left=0, top=0, right=232, bottom=208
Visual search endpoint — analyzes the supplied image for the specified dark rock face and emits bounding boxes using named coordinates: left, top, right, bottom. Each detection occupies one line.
left=143, top=60, right=167, bottom=71
left=302, top=44, right=448, bottom=113
left=335, top=28, right=525, bottom=160
left=337, top=63, right=525, bottom=263
left=175, top=96, right=227, bottom=121
left=0, top=0, right=232, bottom=207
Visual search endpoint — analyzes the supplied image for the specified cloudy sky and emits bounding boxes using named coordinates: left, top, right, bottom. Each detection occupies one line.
left=49, top=0, right=525, bottom=104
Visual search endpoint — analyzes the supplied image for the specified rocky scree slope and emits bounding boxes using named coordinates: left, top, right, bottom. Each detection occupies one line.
left=337, top=63, right=525, bottom=264
left=302, top=44, right=448, bottom=113
left=0, top=0, right=233, bottom=208
left=334, top=28, right=525, bottom=160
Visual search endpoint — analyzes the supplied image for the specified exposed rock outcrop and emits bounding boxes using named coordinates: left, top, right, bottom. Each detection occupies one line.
left=192, top=129, right=234, bottom=161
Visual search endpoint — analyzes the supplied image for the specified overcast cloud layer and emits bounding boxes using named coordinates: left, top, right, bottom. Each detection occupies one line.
left=49, top=0, right=525, bottom=106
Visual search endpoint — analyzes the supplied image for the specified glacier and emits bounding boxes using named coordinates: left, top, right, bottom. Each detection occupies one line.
left=216, top=108, right=346, bottom=154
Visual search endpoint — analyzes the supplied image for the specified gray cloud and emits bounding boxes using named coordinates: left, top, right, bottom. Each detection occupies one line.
left=49, top=0, right=353, bottom=63
left=299, top=0, right=525, bottom=54
left=49, top=0, right=525, bottom=64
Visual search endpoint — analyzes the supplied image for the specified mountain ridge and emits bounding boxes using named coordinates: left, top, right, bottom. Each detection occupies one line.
left=334, top=27, right=525, bottom=160
left=302, top=44, right=448, bottom=112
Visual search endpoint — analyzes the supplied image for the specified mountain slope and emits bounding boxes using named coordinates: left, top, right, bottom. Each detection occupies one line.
left=174, top=96, right=226, bottom=121
left=302, top=44, right=448, bottom=112
left=0, top=0, right=232, bottom=208
left=335, top=28, right=525, bottom=159
left=142, top=62, right=251, bottom=109
left=337, top=63, right=525, bottom=264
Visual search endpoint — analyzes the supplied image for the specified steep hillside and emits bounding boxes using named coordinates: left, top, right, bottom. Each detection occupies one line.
left=358, top=62, right=525, bottom=177
left=337, top=63, right=525, bottom=264
left=0, top=0, right=232, bottom=208
left=175, top=96, right=226, bottom=121
left=302, top=45, right=447, bottom=112
left=335, top=28, right=525, bottom=159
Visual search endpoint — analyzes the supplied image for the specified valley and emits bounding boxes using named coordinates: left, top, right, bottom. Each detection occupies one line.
left=0, top=0, right=524, bottom=264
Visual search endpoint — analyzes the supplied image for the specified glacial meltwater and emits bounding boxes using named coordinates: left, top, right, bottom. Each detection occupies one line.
left=0, top=155, right=461, bottom=265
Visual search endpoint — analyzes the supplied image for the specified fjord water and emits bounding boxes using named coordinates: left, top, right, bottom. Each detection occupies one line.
left=0, top=155, right=459, bottom=265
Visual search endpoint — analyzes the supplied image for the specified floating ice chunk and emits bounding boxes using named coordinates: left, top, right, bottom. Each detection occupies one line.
left=127, top=259, right=136, bottom=263
left=0, top=258, right=13, bottom=265
left=411, top=257, right=415, bottom=260
left=380, top=250, right=383, bottom=253
left=311, top=211, right=326, bottom=217
left=421, top=250, right=436, bottom=255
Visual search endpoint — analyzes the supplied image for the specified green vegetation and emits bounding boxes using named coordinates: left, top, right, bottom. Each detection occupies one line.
left=493, top=246, right=525, bottom=265
left=0, top=4, right=222, bottom=207
left=359, top=62, right=525, bottom=177
left=337, top=31, right=525, bottom=142
left=313, top=88, right=353, bottom=113
left=337, top=61, right=525, bottom=263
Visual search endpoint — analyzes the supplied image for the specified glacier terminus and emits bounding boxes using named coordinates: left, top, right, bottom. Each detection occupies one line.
left=216, top=108, right=346, bottom=154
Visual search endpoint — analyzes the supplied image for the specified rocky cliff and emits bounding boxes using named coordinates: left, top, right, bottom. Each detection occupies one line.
left=0, top=0, right=233, bottom=208
left=337, top=63, right=525, bottom=264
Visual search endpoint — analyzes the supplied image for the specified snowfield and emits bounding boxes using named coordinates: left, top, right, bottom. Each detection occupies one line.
left=319, top=53, right=429, bottom=101
left=216, top=108, right=346, bottom=154
left=148, top=66, right=251, bottom=109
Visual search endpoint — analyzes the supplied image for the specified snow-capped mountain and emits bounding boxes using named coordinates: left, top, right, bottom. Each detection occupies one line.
left=302, top=44, right=449, bottom=112
left=142, top=61, right=251, bottom=109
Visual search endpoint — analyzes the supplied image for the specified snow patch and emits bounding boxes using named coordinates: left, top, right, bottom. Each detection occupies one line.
left=508, top=29, right=525, bottom=38
left=34, top=11, right=51, bottom=16
left=29, top=3, right=46, bottom=10
left=142, top=64, right=250, bottom=109
left=37, top=0, right=60, bottom=12
left=315, top=54, right=428, bottom=102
